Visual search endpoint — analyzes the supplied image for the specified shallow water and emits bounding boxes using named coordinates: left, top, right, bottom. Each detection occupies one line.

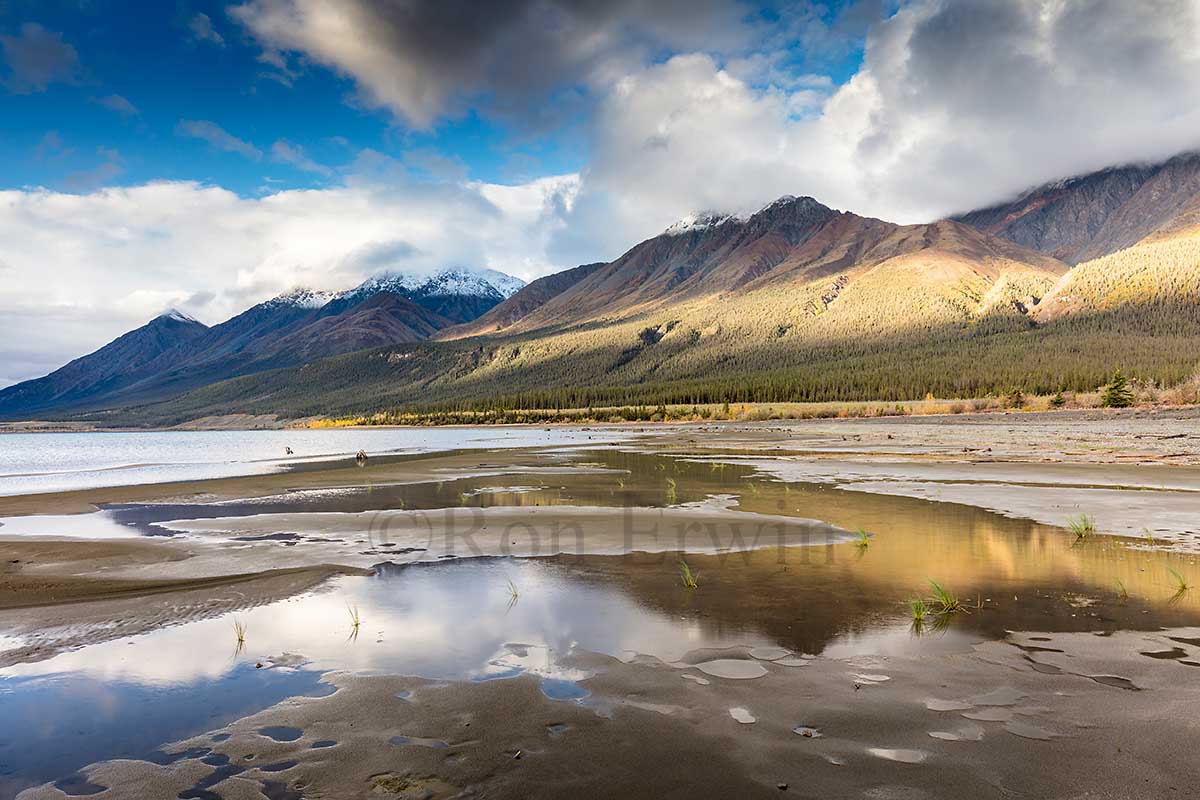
left=2, top=447, right=1200, bottom=796
left=0, top=427, right=635, bottom=496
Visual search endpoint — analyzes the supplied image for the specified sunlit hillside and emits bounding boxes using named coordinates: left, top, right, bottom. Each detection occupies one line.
left=1033, top=224, right=1200, bottom=322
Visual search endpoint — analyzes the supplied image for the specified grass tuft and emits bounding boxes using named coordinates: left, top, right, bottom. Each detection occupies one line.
left=854, top=529, right=870, bottom=549
left=1116, top=579, right=1129, bottom=601
left=1067, top=514, right=1096, bottom=542
left=927, top=579, right=967, bottom=614
left=233, top=618, right=247, bottom=652
left=679, top=561, right=699, bottom=590
left=909, top=597, right=929, bottom=622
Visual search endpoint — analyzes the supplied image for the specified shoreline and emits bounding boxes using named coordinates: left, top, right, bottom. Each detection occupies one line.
left=4, top=401, right=1200, bottom=434
left=1, top=411, right=1198, bottom=615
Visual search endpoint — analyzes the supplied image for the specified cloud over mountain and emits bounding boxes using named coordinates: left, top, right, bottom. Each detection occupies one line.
left=0, top=171, right=578, bottom=386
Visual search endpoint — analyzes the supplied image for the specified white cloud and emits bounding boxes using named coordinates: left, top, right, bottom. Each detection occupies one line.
left=175, top=119, right=263, bottom=160
left=228, top=0, right=760, bottom=128
left=549, top=0, right=1200, bottom=264
left=0, top=172, right=579, bottom=382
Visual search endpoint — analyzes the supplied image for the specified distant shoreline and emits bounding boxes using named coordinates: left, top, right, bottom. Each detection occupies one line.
left=3, top=401, right=1199, bottom=434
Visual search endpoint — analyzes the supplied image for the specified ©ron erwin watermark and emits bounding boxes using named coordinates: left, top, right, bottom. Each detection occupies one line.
left=364, top=504, right=849, bottom=567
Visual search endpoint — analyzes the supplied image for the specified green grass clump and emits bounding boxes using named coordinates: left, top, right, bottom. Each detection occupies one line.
left=927, top=579, right=966, bottom=614
left=1116, top=579, right=1129, bottom=601
left=1067, top=514, right=1096, bottom=541
left=853, top=529, right=870, bottom=549
left=910, top=597, right=929, bottom=622
left=679, top=561, right=699, bottom=589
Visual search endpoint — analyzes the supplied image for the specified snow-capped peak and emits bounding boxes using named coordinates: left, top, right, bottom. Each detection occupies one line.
left=339, top=267, right=525, bottom=303
left=158, top=308, right=200, bottom=324
left=264, top=287, right=337, bottom=310
left=663, top=211, right=736, bottom=236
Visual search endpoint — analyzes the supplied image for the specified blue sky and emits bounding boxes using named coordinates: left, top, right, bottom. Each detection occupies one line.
left=0, top=0, right=602, bottom=193
left=2, top=0, right=1198, bottom=386
left=0, top=0, right=864, bottom=196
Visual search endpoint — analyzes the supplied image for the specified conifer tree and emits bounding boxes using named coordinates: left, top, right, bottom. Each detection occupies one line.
left=1100, top=370, right=1135, bottom=408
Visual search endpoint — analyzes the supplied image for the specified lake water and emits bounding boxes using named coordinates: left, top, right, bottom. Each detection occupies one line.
left=0, top=428, right=634, bottom=496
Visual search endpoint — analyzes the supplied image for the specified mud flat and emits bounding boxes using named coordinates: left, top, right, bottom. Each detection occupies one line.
left=640, top=407, right=1200, bottom=549
left=1, top=415, right=1199, bottom=798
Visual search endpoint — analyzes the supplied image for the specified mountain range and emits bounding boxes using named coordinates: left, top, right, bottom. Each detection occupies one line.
left=0, top=268, right=522, bottom=419
left=4, top=151, right=1200, bottom=424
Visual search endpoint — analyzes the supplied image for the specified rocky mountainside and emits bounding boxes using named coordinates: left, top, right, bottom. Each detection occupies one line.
left=443, top=262, right=606, bottom=338
left=269, top=293, right=451, bottom=361
left=447, top=195, right=1064, bottom=338
left=0, top=311, right=209, bottom=417
left=954, top=152, right=1200, bottom=263
left=112, top=196, right=1081, bottom=424
left=0, top=266, right=523, bottom=419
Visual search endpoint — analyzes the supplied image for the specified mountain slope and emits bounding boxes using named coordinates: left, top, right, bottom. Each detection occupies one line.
left=0, top=311, right=209, bottom=418
left=441, top=262, right=606, bottom=338
left=955, top=152, right=1200, bottom=263
left=0, top=261, right=527, bottom=419
left=106, top=199, right=1080, bottom=424
left=459, top=196, right=1064, bottom=338
left=1031, top=221, right=1200, bottom=323
left=269, top=292, right=452, bottom=361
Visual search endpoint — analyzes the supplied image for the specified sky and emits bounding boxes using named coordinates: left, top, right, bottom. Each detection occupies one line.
left=2, top=0, right=1200, bottom=386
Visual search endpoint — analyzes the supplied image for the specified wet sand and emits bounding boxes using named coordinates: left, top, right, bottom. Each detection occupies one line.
left=14, top=628, right=1200, bottom=800
left=2, top=411, right=1200, bottom=798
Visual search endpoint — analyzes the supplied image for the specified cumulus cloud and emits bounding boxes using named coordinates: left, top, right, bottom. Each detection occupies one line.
left=0, top=23, right=80, bottom=93
left=815, top=0, right=1200, bottom=219
left=223, top=0, right=1200, bottom=259
left=175, top=119, right=263, bottom=159
left=0, top=171, right=579, bottom=381
left=548, top=0, right=1200, bottom=264
left=228, top=0, right=761, bottom=128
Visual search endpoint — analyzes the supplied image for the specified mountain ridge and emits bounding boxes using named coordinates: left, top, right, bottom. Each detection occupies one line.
left=5, top=151, right=1200, bottom=423
left=0, top=266, right=523, bottom=419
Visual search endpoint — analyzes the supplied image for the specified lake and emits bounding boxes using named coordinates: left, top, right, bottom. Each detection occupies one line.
left=0, top=427, right=635, bottom=496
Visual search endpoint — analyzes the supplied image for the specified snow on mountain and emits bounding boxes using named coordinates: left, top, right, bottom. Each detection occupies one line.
left=663, top=211, right=737, bottom=236
left=262, top=287, right=338, bottom=310
left=663, top=196, right=828, bottom=237
left=158, top=308, right=202, bottom=324
left=339, top=267, right=525, bottom=304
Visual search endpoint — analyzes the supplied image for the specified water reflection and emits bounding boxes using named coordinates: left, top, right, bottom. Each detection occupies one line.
left=0, top=666, right=327, bottom=799
left=3, top=447, right=1200, bottom=795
